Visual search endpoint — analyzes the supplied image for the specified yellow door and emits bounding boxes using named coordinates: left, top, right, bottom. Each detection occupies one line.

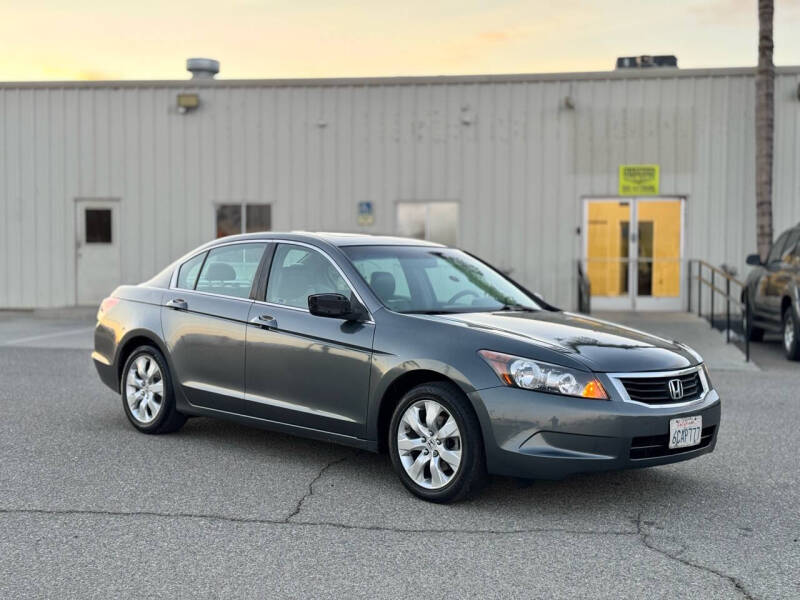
left=584, top=198, right=683, bottom=310
left=636, top=200, right=682, bottom=300
left=586, top=201, right=632, bottom=298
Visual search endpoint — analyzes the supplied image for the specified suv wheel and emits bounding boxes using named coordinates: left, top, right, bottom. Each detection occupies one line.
left=121, top=345, right=187, bottom=434
left=388, top=382, right=487, bottom=503
left=783, top=306, right=800, bottom=361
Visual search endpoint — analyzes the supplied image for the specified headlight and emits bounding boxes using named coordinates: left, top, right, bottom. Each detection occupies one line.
left=478, top=350, right=608, bottom=399
left=700, top=363, right=713, bottom=390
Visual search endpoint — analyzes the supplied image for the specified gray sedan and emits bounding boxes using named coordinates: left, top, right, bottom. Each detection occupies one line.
left=93, top=233, right=720, bottom=503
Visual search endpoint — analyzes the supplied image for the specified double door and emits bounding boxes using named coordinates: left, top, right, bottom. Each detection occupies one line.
left=583, top=197, right=684, bottom=311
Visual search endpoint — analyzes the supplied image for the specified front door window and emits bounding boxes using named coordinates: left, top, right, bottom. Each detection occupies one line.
left=266, top=244, right=352, bottom=309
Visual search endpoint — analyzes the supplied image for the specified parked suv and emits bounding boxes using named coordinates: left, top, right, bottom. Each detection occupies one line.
left=743, top=223, right=800, bottom=360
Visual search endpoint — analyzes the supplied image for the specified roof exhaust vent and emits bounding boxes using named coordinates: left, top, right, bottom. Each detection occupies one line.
left=616, top=55, right=678, bottom=70
left=186, top=58, right=220, bottom=80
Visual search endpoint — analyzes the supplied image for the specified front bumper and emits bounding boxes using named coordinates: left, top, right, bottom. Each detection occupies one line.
left=470, top=384, right=721, bottom=479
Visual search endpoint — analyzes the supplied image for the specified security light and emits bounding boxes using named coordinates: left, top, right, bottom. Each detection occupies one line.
left=177, top=93, right=199, bottom=114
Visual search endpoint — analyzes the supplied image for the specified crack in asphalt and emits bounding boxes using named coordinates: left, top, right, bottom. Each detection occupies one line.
left=0, top=458, right=758, bottom=598
left=0, top=506, right=760, bottom=597
left=634, top=511, right=756, bottom=600
left=0, top=506, right=635, bottom=537
left=284, top=454, right=351, bottom=522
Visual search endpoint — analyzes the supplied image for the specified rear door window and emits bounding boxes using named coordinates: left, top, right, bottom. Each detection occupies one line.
left=195, top=243, right=267, bottom=298
left=176, top=252, right=207, bottom=290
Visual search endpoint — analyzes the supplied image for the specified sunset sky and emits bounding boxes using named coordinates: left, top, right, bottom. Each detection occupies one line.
left=2, top=0, right=800, bottom=81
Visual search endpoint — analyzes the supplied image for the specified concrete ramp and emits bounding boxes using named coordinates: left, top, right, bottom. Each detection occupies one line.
left=594, top=311, right=758, bottom=372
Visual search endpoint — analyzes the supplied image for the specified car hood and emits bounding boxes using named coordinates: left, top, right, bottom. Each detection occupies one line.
left=435, top=310, right=701, bottom=372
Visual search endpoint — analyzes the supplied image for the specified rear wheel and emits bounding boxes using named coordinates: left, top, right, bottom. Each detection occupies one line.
left=783, top=306, right=800, bottom=361
left=388, top=382, right=487, bottom=503
left=121, top=345, right=187, bottom=434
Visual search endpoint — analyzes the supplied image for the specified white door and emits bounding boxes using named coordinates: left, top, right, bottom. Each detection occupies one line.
left=583, top=197, right=684, bottom=311
left=75, top=199, right=121, bottom=305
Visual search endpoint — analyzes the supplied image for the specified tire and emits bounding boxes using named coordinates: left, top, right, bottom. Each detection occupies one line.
left=783, top=306, right=800, bottom=361
left=742, top=299, right=764, bottom=342
left=388, top=382, right=487, bottom=503
left=121, top=345, right=187, bottom=434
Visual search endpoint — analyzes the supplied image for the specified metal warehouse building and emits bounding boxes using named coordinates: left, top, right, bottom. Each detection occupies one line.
left=2, top=62, right=800, bottom=310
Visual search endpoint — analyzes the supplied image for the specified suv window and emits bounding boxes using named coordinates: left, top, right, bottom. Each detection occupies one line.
left=195, top=243, right=267, bottom=298
left=767, top=231, right=791, bottom=265
left=780, top=230, right=800, bottom=262
left=266, top=244, right=351, bottom=309
left=176, top=252, right=207, bottom=290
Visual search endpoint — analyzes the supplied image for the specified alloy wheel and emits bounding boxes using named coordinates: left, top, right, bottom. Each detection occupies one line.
left=785, top=313, right=795, bottom=353
left=396, top=400, right=462, bottom=490
left=125, top=355, right=164, bottom=424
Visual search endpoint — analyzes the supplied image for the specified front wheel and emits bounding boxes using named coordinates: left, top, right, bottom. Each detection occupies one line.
left=783, top=306, right=800, bottom=361
left=121, top=345, right=187, bottom=434
left=388, top=382, right=487, bottom=503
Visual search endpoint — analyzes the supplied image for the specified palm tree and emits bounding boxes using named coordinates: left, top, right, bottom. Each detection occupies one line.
left=756, top=0, right=774, bottom=260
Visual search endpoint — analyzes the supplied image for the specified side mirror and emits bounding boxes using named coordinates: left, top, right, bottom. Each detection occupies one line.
left=746, top=254, right=762, bottom=266
left=308, top=293, right=367, bottom=321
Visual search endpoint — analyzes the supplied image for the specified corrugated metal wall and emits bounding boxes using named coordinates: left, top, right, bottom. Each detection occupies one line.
left=1, top=68, right=799, bottom=309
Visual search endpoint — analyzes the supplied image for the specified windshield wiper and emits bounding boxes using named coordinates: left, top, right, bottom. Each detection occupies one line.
left=495, top=304, right=537, bottom=312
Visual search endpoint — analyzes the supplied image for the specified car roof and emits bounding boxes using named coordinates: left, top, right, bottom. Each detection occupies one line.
left=206, top=231, right=446, bottom=248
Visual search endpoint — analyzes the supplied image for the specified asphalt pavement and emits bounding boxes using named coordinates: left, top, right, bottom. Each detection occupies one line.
left=0, top=311, right=798, bottom=599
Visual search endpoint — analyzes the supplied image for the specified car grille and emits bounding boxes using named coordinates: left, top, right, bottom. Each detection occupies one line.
left=629, top=425, right=716, bottom=460
left=618, top=370, right=703, bottom=405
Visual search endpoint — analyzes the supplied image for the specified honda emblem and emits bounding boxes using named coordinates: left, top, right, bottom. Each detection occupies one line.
left=668, top=378, right=684, bottom=401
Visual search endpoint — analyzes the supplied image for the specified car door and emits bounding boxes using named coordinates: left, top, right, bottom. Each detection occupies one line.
left=161, top=242, right=269, bottom=411
left=770, top=230, right=800, bottom=314
left=762, top=231, right=798, bottom=322
left=243, top=242, right=375, bottom=437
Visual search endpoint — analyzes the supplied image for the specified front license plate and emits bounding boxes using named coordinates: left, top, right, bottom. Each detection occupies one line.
left=669, top=416, right=702, bottom=449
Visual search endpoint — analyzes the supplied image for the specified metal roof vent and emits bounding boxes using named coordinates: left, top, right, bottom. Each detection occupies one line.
left=616, top=55, right=678, bottom=69
left=186, top=58, right=220, bottom=79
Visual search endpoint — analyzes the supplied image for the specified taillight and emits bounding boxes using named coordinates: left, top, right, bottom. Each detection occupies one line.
left=98, top=296, right=120, bottom=318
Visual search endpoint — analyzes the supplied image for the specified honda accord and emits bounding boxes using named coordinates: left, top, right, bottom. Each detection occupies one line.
left=92, top=233, right=720, bottom=502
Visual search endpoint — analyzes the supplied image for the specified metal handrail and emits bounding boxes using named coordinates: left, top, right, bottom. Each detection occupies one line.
left=687, top=258, right=750, bottom=362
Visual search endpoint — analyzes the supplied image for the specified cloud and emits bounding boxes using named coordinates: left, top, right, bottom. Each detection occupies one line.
left=477, top=30, right=516, bottom=44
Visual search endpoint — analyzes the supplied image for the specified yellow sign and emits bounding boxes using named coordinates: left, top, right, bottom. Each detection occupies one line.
left=619, top=164, right=659, bottom=196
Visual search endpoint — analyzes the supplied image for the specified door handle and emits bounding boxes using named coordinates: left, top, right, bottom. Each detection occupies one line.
left=166, top=298, right=188, bottom=310
left=250, top=314, right=277, bottom=329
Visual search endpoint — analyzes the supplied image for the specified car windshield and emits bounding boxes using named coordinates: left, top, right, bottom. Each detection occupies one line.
left=343, top=245, right=542, bottom=314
